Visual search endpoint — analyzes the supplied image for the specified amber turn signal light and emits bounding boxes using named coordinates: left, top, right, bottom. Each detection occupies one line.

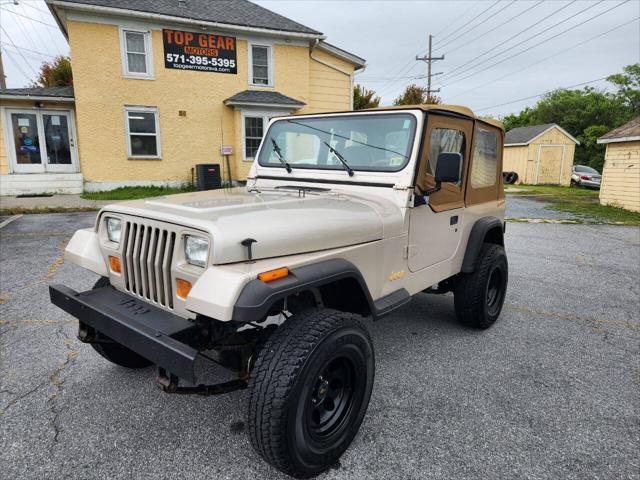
left=258, top=267, right=289, bottom=283
left=108, top=256, right=121, bottom=274
left=176, top=278, right=192, bottom=299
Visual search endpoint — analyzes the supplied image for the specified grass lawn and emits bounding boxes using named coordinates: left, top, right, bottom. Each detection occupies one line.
left=507, top=184, right=640, bottom=225
left=81, top=186, right=195, bottom=201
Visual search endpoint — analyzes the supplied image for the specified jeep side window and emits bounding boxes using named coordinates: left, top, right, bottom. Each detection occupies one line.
left=470, top=128, right=498, bottom=188
left=427, top=128, right=465, bottom=181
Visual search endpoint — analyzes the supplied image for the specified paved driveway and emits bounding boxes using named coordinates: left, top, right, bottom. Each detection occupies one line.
left=1, top=213, right=638, bottom=479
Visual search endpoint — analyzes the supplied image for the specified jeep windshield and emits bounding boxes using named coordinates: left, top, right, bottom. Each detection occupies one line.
left=258, top=113, right=417, bottom=173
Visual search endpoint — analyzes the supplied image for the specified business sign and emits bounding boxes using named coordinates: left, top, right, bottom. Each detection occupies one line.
left=163, top=29, right=237, bottom=74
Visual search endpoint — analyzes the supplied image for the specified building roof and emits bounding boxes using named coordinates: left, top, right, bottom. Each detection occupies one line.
left=48, top=0, right=322, bottom=36
left=597, top=117, right=640, bottom=144
left=224, top=90, right=305, bottom=109
left=0, top=86, right=75, bottom=101
left=505, top=123, right=579, bottom=146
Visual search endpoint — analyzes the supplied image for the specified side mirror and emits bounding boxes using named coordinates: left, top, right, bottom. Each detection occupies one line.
left=434, top=152, right=462, bottom=184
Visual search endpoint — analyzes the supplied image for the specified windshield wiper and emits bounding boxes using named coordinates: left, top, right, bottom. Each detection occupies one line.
left=271, top=138, right=292, bottom=173
left=322, top=141, right=354, bottom=177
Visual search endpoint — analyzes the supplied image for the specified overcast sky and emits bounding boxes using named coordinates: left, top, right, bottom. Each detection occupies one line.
left=1, top=0, right=638, bottom=117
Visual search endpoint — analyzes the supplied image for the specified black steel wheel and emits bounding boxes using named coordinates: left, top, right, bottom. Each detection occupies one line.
left=454, top=243, right=508, bottom=329
left=248, top=308, right=374, bottom=478
left=89, top=277, right=153, bottom=369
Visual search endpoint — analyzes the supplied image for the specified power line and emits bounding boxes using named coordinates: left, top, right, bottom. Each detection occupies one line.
left=475, top=77, right=609, bottom=112
left=0, top=6, right=58, bottom=28
left=440, top=0, right=580, bottom=82
left=437, top=0, right=517, bottom=51
left=435, top=0, right=502, bottom=47
left=445, top=17, right=639, bottom=102
left=442, top=0, right=629, bottom=88
left=0, top=25, right=38, bottom=77
left=1, top=46, right=34, bottom=80
left=370, top=0, right=496, bottom=96
left=444, top=0, right=544, bottom=56
left=0, top=41, right=57, bottom=58
left=18, top=0, right=65, bottom=55
left=433, top=0, right=482, bottom=38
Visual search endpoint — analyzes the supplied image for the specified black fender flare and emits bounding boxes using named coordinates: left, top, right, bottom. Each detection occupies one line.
left=233, top=258, right=375, bottom=323
left=461, top=217, right=505, bottom=273
left=232, top=258, right=411, bottom=323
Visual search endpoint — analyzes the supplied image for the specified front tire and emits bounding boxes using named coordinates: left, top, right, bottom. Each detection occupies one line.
left=248, top=309, right=375, bottom=478
left=454, top=243, right=508, bottom=329
left=89, top=277, right=153, bottom=369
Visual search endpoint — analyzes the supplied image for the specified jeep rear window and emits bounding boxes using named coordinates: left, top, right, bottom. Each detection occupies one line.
left=258, top=113, right=417, bottom=172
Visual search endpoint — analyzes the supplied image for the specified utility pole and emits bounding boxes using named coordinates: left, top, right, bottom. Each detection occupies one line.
left=416, top=35, right=444, bottom=99
left=0, top=50, right=6, bottom=90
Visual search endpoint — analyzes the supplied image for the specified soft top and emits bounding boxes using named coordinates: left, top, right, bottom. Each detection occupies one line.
left=372, top=104, right=504, bottom=131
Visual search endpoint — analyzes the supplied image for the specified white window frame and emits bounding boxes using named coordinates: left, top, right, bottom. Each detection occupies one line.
left=119, top=26, right=154, bottom=79
left=124, top=106, right=161, bottom=159
left=248, top=42, right=274, bottom=87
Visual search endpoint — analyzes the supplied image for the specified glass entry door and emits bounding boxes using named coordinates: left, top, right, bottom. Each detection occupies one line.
left=6, top=109, right=78, bottom=174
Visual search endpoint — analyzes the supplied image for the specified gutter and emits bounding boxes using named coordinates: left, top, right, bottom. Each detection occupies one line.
left=47, top=0, right=326, bottom=41
left=0, top=94, right=75, bottom=102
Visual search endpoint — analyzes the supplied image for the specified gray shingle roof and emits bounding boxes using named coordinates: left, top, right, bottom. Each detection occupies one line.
left=53, top=0, right=322, bottom=35
left=0, top=86, right=74, bottom=98
left=224, top=90, right=305, bottom=108
left=504, top=124, right=557, bottom=145
left=598, top=116, right=640, bottom=142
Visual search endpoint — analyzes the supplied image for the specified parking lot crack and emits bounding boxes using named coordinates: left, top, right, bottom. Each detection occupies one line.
left=0, top=381, right=48, bottom=415
left=47, top=323, right=80, bottom=447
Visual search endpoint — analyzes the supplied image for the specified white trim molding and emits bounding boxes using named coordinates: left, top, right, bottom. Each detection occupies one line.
left=119, top=26, right=154, bottom=79
left=597, top=136, right=640, bottom=144
left=0, top=94, right=74, bottom=102
left=248, top=41, right=274, bottom=88
left=123, top=105, right=162, bottom=159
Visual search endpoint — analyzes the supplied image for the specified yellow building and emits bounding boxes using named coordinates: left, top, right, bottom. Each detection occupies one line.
left=503, top=123, right=579, bottom=185
left=597, top=117, right=640, bottom=212
left=0, top=0, right=364, bottom=195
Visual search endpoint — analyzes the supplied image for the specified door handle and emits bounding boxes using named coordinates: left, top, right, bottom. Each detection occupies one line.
left=450, top=215, right=458, bottom=225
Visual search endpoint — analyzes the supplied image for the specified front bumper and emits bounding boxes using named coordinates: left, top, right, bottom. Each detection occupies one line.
left=49, top=284, right=205, bottom=383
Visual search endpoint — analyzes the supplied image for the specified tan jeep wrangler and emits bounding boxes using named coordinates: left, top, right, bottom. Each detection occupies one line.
left=50, top=105, right=507, bottom=478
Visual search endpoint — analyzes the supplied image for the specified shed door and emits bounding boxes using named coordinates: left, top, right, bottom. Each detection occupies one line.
left=536, top=145, right=564, bottom=184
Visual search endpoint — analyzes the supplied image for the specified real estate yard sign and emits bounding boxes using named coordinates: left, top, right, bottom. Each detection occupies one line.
left=163, top=29, right=237, bottom=74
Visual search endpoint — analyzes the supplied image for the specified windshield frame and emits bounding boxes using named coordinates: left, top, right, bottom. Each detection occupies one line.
left=256, top=112, right=419, bottom=174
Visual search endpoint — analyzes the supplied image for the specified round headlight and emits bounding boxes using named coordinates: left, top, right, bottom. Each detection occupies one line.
left=106, top=217, right=122, bottom=244
left=184, top=235, right=208, bottom=268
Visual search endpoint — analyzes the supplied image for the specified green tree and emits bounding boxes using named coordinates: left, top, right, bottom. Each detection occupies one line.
left=353, top=84, right=381, bottom=110
left=501, top=65, right=639, bottom=171
left=31, top=56, right=73, bottom=87
left=393, top=84, right=441, bottom=106
left=607, top=63, right=640, bottom=113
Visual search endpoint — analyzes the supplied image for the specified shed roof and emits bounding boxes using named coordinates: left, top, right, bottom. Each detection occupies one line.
left=504, top=123, right=579, bottom=146
left=47, top=0, right=322, bottom=35
left=597, top=117, right=640, bottom=144
left=224, top=90, right=305, bottom=109
left=0, top=86, right=74, bottom=101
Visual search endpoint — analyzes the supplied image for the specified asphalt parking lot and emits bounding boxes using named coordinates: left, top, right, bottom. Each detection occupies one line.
left=1, top=211, right=638, bottom=480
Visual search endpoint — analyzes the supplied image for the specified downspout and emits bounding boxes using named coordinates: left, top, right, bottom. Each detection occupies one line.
left=310, top=39, right=361, bottom=110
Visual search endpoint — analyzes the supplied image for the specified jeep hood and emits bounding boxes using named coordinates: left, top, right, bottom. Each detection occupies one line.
left=102, top=188, right=403, bottom=264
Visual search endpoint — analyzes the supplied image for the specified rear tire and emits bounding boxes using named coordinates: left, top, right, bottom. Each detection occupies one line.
left=248, top=308, right=374, bottom=478
left=454, top=243, right=508, bottom=329
left=89, top=277, right=153, bottom=369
